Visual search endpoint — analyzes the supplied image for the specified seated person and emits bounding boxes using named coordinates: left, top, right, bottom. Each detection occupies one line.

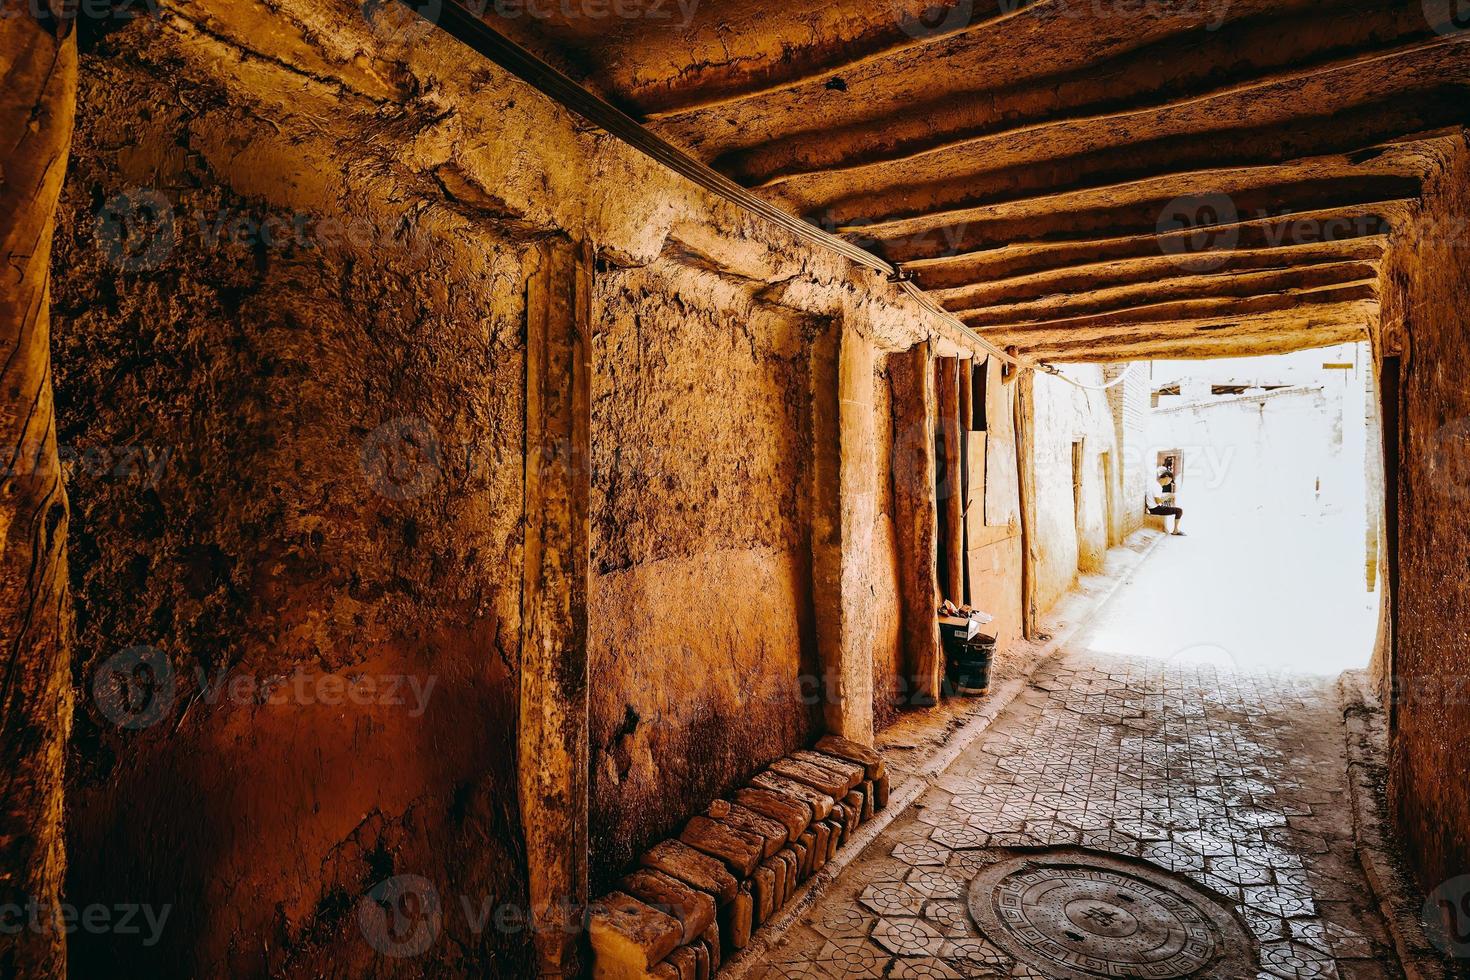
left=1157, top=458, right=1176, bottom=494
left=1145, top=477, right=1185, bottom=536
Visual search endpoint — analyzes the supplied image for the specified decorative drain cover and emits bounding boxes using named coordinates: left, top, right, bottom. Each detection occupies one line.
left=967, top=850, right=1254, bottom=979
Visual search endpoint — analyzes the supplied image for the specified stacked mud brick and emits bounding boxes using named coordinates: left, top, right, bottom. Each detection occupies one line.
left=588, top=736, right=889, bottom=979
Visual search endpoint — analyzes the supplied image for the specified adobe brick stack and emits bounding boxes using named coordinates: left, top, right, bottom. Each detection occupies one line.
left=588, top=736, right=887, bottom=978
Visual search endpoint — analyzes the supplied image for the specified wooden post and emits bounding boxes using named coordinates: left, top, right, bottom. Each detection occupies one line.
left=1014, top=369, right=1040, bottom=638
left=520, top=238, right=592, bottom=977
left=957, top=360, right=973, bottom=604
left=936, top=358, right=964, bottom=604
left=809, top=321, right=844, bottom=733
left=0, top=11, right=77, bottom=979
left=1379, top=354, right=1401, bottom=739
left=890, top=345, right=942, bottom=706
left=810, top=322, right=878, bottom=742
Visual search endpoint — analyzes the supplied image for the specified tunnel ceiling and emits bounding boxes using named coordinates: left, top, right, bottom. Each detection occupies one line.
left=484, top=0, right=1470, bottom=361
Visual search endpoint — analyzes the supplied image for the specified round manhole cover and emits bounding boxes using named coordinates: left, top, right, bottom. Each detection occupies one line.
left=967, top=850, right=1254, bottom=979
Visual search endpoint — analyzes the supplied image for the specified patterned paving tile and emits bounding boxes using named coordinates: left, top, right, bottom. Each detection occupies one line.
left=905, top=866, right=968, bottom=900
left=922, top=900, right=973, bottom=939
left=891, top=839, right=947, bottom=866
left=873, top=917, right=946, bottom=957
left=888, top=959, right=965, bottom=979
left=858, top=882, right=925, bottom=917
left=811, top=938, right=893, bottom=978
left=759, top=650, right=1402, bottom=979
left=811, top=901, right=874, bottom=940
left=1245, top=884, right=1318, bottom=918
left=1261, top=940, right=1341, bottom=979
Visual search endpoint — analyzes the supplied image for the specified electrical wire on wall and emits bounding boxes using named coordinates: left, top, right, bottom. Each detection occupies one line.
left=1038, top=362, right=1141, bottom=391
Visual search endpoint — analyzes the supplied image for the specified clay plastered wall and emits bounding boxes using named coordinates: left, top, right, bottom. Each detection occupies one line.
left=44, top=1, right=1005, bottom=972
left=54, top=56, right=535, bottom=977
left=967, top=359, right=1023, bottom=656
left=1031, top=366, right=1120, bottom=616
left=1379, top=133, right=1470, bottom=897
left=587, top=264, right=823, bottom=889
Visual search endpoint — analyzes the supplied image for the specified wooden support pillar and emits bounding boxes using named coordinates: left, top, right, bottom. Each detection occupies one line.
left=520, top=238, right=592, bottom=977
left=809, top=322, right=844, bottom=734
left=1014, top=369, right=1041, bottom=638
left=936, top=358, right=964, bottom=605
left=1379, top=353, right=1401, bottom=739
left=956, top=360, right=973, bottom=604
left=809, top=322, right=877, bottom=742
left=890, top=345, right=942, bottom=706
left=0, top=11, right=77, bottom=979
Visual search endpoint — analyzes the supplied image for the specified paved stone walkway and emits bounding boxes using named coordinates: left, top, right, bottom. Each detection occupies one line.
left=749, top=651, right=1401, bottom=979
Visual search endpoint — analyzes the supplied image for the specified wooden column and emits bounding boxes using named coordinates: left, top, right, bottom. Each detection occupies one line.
left=0, top=11, right=77, bottom=979
left=1014, top=369, right=1041, bottom=638
left=810, top=322, right=877, bottom=742
left=520, top=238, right=592, bottom=977
left=890, top=345, right=942, bottom=706
left=956, top=360, right=973, bottom=604
left=936, top=358, right=964, bottom=604
left=809, top=321, right=844, bottom=733
left=1379, top=354, right=1401, bottom=739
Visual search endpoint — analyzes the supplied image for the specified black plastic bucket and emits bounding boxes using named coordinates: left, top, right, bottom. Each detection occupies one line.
left=947, top=634, right=995, bottom=695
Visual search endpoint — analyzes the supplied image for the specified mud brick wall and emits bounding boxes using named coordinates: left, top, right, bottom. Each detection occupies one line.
left=43, top=4, right=951, bottom=974
left=588, top=263, right=825, bottom=892
left=52, top=49, right=536, bottom=980
left=1377, top=133, right=1470, bottom=905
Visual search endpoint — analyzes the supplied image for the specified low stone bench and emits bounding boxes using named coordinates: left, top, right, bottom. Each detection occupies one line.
left=1145, top=512, right=1176, bottom=533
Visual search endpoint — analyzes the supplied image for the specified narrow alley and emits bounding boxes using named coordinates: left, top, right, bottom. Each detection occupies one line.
left=751, top=532, right=1392, bottom=979
left=4, top=2, right=1468, bottom=979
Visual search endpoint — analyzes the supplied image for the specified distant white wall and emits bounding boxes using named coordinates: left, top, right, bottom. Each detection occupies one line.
left=1146, top=343, right=1370, bottom=532
left=1032, top=364, right=1123, bottom=615
left=1105, top=363, right=1151, bottom=544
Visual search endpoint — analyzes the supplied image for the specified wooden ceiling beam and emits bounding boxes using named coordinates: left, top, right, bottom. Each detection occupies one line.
left=954, top=262, right=1380, bottom=326
left=930, top=238, right=1388, bottom=309
left=716, top=7, right=1457, bottom=185
left=906, top=209, right=1402, bottom=289
left=872, top=175, right=1420, bottom=263
left=1009, top=317, right=1372, bottom=362
left=804, top=94, right=1468, bottom=228
left=966, top=282, right=1378, bottom=336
